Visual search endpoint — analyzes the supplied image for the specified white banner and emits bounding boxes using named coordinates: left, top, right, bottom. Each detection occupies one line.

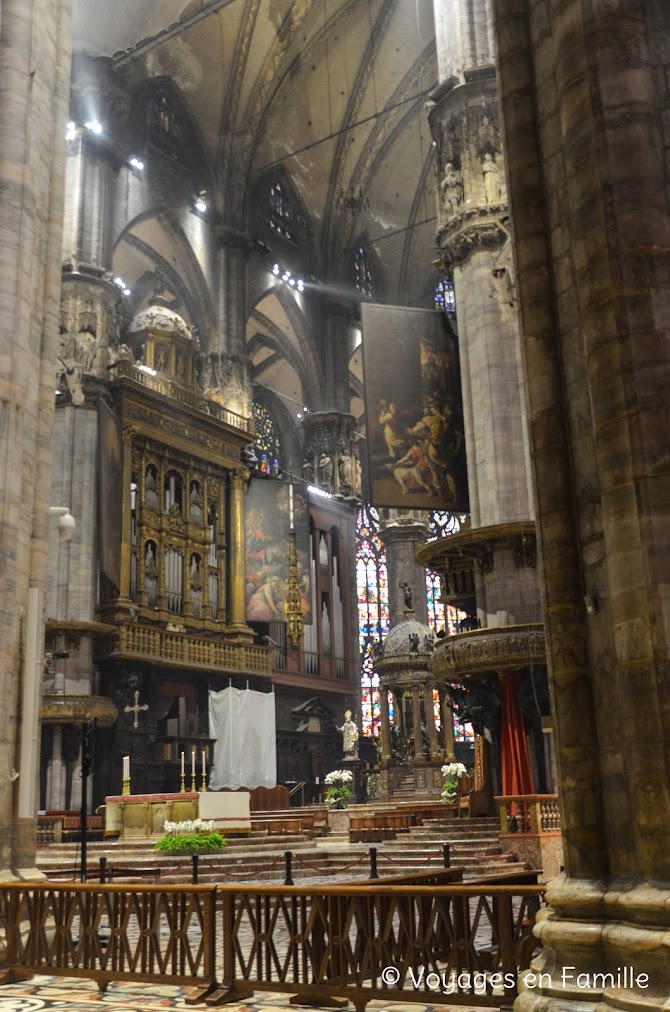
left=208, top=686, right=277, bottom=790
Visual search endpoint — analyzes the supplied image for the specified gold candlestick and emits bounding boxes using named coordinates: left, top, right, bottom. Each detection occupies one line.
left=179, top=772, right=186, bottom=794
left=122, top=776, right=131, bottom=797
left=190, top=773, right=197, bottom=793
left=200, top=772, right=207, bottom=792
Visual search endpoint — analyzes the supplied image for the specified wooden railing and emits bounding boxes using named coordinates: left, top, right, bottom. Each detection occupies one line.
left=213, top=882, right=545, bottom=1008
left=495, top=795, right=561, bottom=835
left=0, top=881, right=544, bottom=1008
left=108, top=623, right=271, bottom=674
left=0, top=883, right=217, bottom=994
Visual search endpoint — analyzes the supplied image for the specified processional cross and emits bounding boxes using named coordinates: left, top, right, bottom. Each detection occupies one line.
left=124, top=689, right=149, bottom=729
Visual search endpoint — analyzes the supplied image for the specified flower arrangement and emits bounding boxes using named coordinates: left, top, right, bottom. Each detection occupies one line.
left=154, top=818, right=227, bottom=853
left=324, top=768, right=354, bottom=809
left=441, top=762, right=467, bottom=804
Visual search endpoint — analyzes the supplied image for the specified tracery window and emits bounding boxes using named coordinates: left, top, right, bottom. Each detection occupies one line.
left=252, top=402, right=281, bottom=477
left=356, top=506, right=389, bottom=736
left=354, top=247, right=374, bottom=300
left=269, top=181, right=293, bottom=240
left=434, top=278, right=456, bottom=313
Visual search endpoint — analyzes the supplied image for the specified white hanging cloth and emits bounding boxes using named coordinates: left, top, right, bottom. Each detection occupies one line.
left=208, top=686, right=277, bottom=790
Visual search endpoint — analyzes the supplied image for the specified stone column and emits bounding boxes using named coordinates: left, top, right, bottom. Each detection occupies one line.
left=492, top=0, right=670, bottom=1008
left=300, top=411, right=361, bottom=500
left=206, top=227, right=252, bottom=419
left=379, top=686, right=392, bottom=762
left=379, top=514, right=431, bottom=627
left=0, top=0, right=73, bottom=878
left=424, top=683, right=439, bottom=760
left=442, top=693, right=456, bottom=762
left=411, top=686, right=423, bottom=759
left=225, top=469, right=253, bottom=641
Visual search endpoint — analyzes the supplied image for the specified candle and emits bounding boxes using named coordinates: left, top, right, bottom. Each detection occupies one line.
left=202, top=750, right=206, bottom=775
left=123, top=755, right=129, bottom=779
left=191, top=750, right=195, bottom=776
left=180, top=751, right=185, bottom=775
left=289, top=483, right=294, bottom=530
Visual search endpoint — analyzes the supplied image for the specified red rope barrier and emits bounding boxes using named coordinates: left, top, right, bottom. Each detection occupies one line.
left=209, top=855, right=285, bottom=878
left=376, top=848, right=443, bottom=866
left=292, top=851, right=369, bottom=874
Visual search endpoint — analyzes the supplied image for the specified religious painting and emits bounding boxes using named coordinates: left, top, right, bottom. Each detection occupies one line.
left=245, top=479, right=312, bottom=625
left=361, top=304, right=469, bottom=511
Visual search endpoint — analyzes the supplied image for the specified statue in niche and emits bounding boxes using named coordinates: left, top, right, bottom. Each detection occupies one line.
left=439, top=162, right=463, bottom=217
left=399, top=580, right=413, bottom=611
left=302, top=458, right=314, bottom=483
left=155, top=347, right=169, bottom=373
left=338, top=453, right=354, bottom=494
left=319, top=453, right=333, bottom=489
left=482, top=152, right=502, bottom=204
left=424, top=632, right=435, bottom=653
left=338, top=710, right=359, bottom=759
left=408, top=632, right=420, bottom=653
left=144, top=542, right=157, bottom=576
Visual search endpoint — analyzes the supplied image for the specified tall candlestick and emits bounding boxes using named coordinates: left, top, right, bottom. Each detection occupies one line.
left=181, top=751, right=185, bottom=775
left=200, top=749, right=207, bottom=792
left=289, top=482, right=294, bottom=530
left=191, top=750, right=195, bottom=776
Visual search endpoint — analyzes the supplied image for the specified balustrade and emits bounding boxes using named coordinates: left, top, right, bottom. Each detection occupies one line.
left=495, top=795, right=561, bottom=835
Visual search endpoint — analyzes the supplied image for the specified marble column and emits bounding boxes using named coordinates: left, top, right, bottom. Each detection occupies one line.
left=300, top=411, right=361, bottom=499
left=207, top=227, right=253, bottom=420
left=491, top=0, right=670, bottom=1008
left=379, top=686, right=392, bottom=762
left=379, top=514, right=431, bottom=627
left=424, top=683, right=439, bottom=760
left=411, top=686, right=423, bottom=759
left=0, top=0, right=73, bottom=878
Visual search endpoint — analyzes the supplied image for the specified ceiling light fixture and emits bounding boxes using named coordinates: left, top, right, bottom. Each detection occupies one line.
left=84, top=120, right=102, bottom=135
left=194, top=191, right=207, bottom=213
left=65, top=121, right=77, bottom=141
left=129, top=157, right=144, bottom=171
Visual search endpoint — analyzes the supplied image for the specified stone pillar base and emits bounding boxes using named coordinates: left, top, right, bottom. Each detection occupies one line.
left=500, top=833, right=563, bottom=882
left=518, top=876, right=670, bottom=1012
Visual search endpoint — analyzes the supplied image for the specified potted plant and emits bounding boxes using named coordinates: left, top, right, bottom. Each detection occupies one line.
left=154, top=818, right=227, bottom=853
left=324, top=769, right=354, bottom=809
left=441, top=762, right=467, bottom=804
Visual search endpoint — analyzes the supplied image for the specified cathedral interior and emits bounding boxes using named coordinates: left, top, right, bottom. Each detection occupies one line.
left=1, top=0, right=669, bottom=1009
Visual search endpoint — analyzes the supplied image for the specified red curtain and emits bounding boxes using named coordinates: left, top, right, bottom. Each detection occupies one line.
left=500, top=671, right=534, bottom=796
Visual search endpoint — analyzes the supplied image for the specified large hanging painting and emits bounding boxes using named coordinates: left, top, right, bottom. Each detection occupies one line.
left=245, top=478, right=312, bottom=624
left=361, top=305, right=469, bottom=511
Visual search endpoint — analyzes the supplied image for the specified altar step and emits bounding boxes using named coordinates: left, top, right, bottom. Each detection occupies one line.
left=37, top=816, right=524, bottom=884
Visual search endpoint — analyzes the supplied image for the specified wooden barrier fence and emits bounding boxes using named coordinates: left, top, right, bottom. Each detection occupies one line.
left=0, top=883, right=218, bottom=995
left=0, top=880, right=545, bottom=1009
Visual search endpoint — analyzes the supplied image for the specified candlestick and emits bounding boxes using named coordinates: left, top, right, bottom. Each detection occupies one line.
left=200, top=750, right=207, bottom=792
left=179, top=771, right=186, bottom=794
left=191, top=750, right=195, bottom=776
left=122, top=776, right=131, bottom=796
left=289, top=482, right=294, bottom=530
left=181, top=751, right=185, bottom=775
left=190, top=771, right=197, bottom=793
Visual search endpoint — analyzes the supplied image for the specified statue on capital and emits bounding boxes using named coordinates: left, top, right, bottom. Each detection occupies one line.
left=338, top=710, right=359, bottom=759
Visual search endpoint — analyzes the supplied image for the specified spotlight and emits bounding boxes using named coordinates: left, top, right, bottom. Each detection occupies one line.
left=272, top=264, right=280, bottom=275
left=85, top=120, right=102, bottom=135
left=129, top=157, right=144, bottom=171
left=194, top=191, right=207, bottom=213
left=65, top=121, right=77, bottom=141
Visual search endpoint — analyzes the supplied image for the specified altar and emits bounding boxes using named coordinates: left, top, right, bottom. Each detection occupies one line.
left=104, top=791, right=251, bottom=839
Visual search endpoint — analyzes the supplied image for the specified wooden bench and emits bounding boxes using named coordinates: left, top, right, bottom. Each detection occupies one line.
left=349, top=812, right=413, bottom=843
left=38, top=812, right=104, bottom=844
left=250, top=810, right=319, bottom=836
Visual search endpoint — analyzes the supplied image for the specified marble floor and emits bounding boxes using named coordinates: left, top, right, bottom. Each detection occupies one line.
left=0, top=975, right=446, bottom=1012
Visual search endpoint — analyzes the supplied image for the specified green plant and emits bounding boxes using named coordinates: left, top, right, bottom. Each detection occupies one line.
left=154, top=818, right=226, bottom=853
left=325, top=769, right=354, bottom=809
left=441, top=761, right=467, bottom=804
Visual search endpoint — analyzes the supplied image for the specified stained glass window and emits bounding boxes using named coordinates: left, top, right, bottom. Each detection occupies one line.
left=434, top=278, right=456, bottom=313
left=269, top=181, right=293, bottom=240
left=252, top=402, right=281, bottom=477
left=354, top=247, right=374, bottom=299
left=356, top=505, right=389, bottom=736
